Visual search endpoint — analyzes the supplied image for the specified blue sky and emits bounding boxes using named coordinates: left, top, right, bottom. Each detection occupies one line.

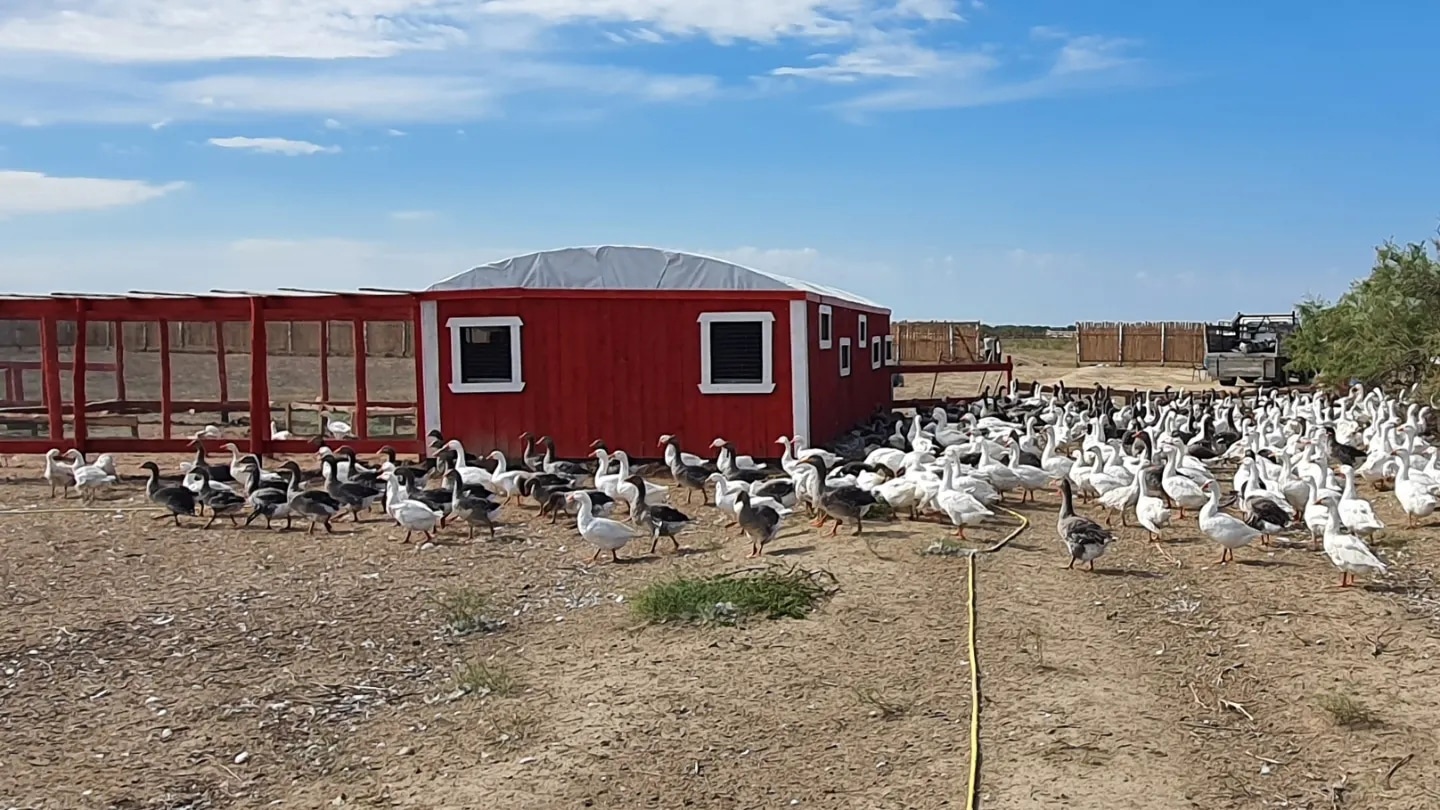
left=0, top=0, right=1437, bottom=324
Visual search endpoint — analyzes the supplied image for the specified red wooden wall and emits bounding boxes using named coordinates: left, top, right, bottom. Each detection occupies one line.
left=433, top=293, right=795, bottom=461
left=806, top=301, right=893, bottom=446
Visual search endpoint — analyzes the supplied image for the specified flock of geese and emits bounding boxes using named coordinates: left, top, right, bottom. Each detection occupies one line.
left=27, top=382, right=1430, bottom=584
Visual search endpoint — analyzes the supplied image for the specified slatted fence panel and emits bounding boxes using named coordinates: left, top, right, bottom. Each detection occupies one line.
left=1075, top=321, right=1207, bottom=365
left=894, top=321, right=981, bottom=364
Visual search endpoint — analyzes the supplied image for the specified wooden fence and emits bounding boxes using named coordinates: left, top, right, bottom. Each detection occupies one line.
left=0, top=320, right=414, bottom=357
left=894, top=321, right=981, bottom=364
left=1075, top=321, right=1207, bottom=366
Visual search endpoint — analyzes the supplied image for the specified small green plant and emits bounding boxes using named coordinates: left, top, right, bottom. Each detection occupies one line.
left=454, top=661, right=521, bottom=697
left=431, top=587, right=503, bottom=636
left=854, top=686, right=913, bottom=719
left=1317, top=692, right=1377, bottom=728
left=631, top=566, right=836, bottom=625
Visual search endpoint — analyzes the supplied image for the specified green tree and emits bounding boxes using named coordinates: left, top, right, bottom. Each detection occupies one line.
left=1287, top=238, right=1440, bottom=393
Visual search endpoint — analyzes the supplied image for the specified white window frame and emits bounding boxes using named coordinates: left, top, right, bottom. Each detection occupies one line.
left=871, top=336, right=883, bottom=369
left=698, top=311, right=776, bottom=395
left=447, top=316, right=525, bottom=394
left=839, top=337, right=852, bottom=377
left=817, top=304, right=833, bottom=349
left=857, top=314, right=868, bottom=347
left=884, top=334, right=896, bottom=366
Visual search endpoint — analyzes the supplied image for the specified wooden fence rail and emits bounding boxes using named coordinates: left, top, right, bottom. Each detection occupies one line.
left=0, top=319, right=414, bottom=358
left=1075, top=321, right=1208, bottom=366
left=894, top=321, right=981, bottom=364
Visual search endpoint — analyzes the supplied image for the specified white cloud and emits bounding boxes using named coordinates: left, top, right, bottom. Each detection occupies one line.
left=0, top=2, right=1146, bottom=124
left=385, top=128, right=407, bottom=136
left=207, top=136, right=340, bottom=155
left=390, top=210, right=437, bottom=221
left=323, top=117, right=343, bottom=129
left=0, top=170, right=186, bottom=217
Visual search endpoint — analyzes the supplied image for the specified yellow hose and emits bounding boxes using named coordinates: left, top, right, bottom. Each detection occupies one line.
left=965, top=504, right=1030, bottom=810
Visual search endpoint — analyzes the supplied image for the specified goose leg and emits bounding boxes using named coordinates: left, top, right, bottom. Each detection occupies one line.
left=827, top=520, right=840, bottom=537
left=1066, top=557, right=1077, bottom=570
left=589, top=548, right=601, bottom=563
left=648, top=531, right=660, bottom=555
left=203, top=515, right=217, bottom=529
left=323, top=519, right=334, bottom=534
left=611, top=549, right=620, bottom=563
left=173, top=514, right=183, bottom=527
left=1087, top=559, right=1095, bottom=571
left=468, top=524, right=475, bottom=541
left=854, top=516, right=863, bottom=535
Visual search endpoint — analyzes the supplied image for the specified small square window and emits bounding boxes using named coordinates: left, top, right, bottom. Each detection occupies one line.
left=699, top=312, right=775, bottom=394
left=818, top=304, right=833, bottom=350
left=858, top=314, right=868, bottom=347
left=884, top=334, right=896, bottom=366
left=448, top=316, right=524, bottom=393
left=839, top=337, right=852, bottom=377
left=871, top=337, right=882, bottom=369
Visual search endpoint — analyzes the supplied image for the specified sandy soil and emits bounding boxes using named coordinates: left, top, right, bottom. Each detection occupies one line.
left=2, top=448, right=1438, bottom=809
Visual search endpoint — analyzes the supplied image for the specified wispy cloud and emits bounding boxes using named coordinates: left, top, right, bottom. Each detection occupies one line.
left=0, top=170, right=186, bottom=217
left=207, top=136, right=340, bottom=155
left=776, top=26, right=1151, bottom=116
left=0, top=1, right=1149, bottom=125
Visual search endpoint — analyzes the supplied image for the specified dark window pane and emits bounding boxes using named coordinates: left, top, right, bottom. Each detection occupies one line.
left=709, top=321, right=764, bottom=384
left=459, top=326, right=513, bottom=382
left=819, top=312, right=832, bottom=341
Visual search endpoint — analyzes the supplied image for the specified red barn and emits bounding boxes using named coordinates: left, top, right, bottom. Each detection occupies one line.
left=417, top=246, right=893, bottom=460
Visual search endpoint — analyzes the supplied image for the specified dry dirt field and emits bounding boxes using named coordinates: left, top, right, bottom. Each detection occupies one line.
left=3, top=445, right=1440, bottom=810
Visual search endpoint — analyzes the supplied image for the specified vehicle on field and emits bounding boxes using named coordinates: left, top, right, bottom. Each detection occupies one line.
left=1203, top=312, right=1313, bottom=387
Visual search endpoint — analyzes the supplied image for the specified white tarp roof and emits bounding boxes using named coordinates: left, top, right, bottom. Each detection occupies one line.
left=426, top=245, right=884, bottom=310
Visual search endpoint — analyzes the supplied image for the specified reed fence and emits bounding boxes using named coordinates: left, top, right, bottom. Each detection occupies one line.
left=893, top=321, right=981, bottom=364
left=1075, top=321, right=1207, bottom=365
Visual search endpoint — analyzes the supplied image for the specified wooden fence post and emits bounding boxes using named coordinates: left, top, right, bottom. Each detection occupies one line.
left=1160, top=322, right=1167, bottom=366
left=1117, top=323, right=1125, bottom=366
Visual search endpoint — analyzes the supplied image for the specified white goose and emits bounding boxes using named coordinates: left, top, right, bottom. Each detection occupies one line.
left=1004, top=439, right=1054, bottom=502
left=1390, top=451, right=1438, bottom=527
left=569, top=490, right=635, bottom=563
left=1337, top=465, right=1384, bottom=538
left=384, top=474, right=443, bottom=543
left=1198, top=481, right=1262, bottom=565
left=441, top=439, right=492, bottom=487
left=1161, top=447, right=1208, bottom=518
left=934, top=458, right=992, bottom=539
left=43, top=448, right=74, bottom=497
left=486, top=450, right=529, bottom=504
left=1317, top=495, right=1388, bottom=588
left=1134, top=467, right=1173, bottom=542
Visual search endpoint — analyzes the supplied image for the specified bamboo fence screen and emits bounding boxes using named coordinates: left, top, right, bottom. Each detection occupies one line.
left=893, top=321, right=981, bottom=364
left=1074, top=321, right=1207, bottom=365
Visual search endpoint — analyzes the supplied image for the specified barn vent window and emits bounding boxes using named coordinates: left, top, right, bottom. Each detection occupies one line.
left=839, top=337, right=852, bottom=377
left=698, top=312, right=775, bottom=395
left=871, top=336, right=883, bottom=369
left=447, top=316, right=525, bottom=393
left=818, top=304, right=833, bottom=349
left=858, top=314, right=869, bottom=347
left=884, top=334, right=896, bottom=366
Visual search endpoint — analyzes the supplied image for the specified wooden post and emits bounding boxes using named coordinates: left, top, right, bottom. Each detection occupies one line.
left=113, top=321, right=127, bottom=401
left=1160, top=322, right=1167, bottom=366
left=40, top=316, right=63, bottom=442
left=215, top=321, right=229, bottom=422
left=319, top=320, right=330, bottom=404
left=411, top=302, right=426, bottom=454
left=353, top=318, right=368, bottom=439
left=249, top=299, right=271, bottom=456
left=1117, top=323, right=1125, bottom=366
left=158, top=319, right=172, bottom=440
left=73, top=302, right=88, bottom=453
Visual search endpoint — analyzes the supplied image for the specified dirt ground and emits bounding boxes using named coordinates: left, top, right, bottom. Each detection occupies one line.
left=2, top=443, right=1439, bottom=810
left=897, top=338, right=1223, bottom=401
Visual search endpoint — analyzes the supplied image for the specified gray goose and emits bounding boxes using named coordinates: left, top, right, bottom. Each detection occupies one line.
left=141, top=461, right=198, bottom=527
left=802, top=456, right=877, bottom=536
left=626, top=475, right=691, bottom=553
left=736, top=489, right=783, bottom=558
left=1056, top=478, right=1114, bottom=571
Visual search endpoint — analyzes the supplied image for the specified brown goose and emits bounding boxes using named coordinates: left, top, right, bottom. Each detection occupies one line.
left=626, top=475, right=691, bottom=553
